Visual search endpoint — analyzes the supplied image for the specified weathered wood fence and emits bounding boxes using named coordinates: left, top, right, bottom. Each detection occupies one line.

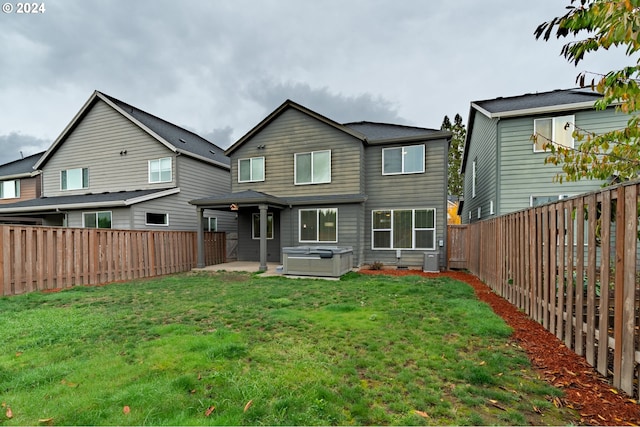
left=1, top=226, right=226, bottom=296
left=456, top=179, right=640, bottom=399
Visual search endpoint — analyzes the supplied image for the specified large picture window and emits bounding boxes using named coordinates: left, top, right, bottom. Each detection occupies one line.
left=382, top=145, right=424, bottom=175
left=238, top=157, right=265, bottom=182
left=61, top=167, right=89, bottom=190
left=299, top=208, right=337, bottom=242
left=372, top=209, right=436, bottom=250
left=149, top=157, right=172, bottom=183
left=83, top=211, right=112, bottom=229
left=0, top=180, right=19, bottom=199
left=252, top=213, right=274, bottom=239
left=295, top=150, right=331, bottom=184
left=533, top=115, right=574, bottom=152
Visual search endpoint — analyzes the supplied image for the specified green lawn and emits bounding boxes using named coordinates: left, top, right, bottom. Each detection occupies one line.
left=0, top=271, right=577, bottom=425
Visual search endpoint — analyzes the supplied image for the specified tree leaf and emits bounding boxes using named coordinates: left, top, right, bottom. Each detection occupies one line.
left=6, top=407, right=13, bottom=419
left=123, top=406, right=130, bottom=415
left=205, top=406, right=215, bottom=417
left=243, top=400, right=253, bottom=412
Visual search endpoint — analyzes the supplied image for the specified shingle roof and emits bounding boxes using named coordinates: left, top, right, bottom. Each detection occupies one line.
left=101, top=92, right=230, bottom=166
left=343, top=122, right=444, bottom=141
left=473, top=87, right=601, bottom=116
left=0, top=151, right=44, bottom=177
left=0, top=188, right=176, bottom=212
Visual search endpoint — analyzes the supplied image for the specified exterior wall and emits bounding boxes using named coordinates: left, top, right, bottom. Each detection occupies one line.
left=0, top=175, right=40, bottom=204
left=236, top=209, right=282, bottom=262
left=498, top=107, right=628, bottom=215
left=461, top=112, right=498, bottom=224
left=41, top=99, right=176, bottom=197
left=363, top=138, right=449, bottom=268
left=229, top=108, right=364, bottom=196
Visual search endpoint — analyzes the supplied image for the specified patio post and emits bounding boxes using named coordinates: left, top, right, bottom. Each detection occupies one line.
left=259, top=204, right=268, bottom=271
left=196, top=207, right=205, bottom=268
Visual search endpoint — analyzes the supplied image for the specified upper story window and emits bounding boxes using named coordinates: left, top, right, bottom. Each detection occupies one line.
left=238, top=157, right=265, bottom=183
left=471, top=159, right=477, bottom=198
left=382, top=144, right=424, bottom=175
left=61, top=167, right=89, bottom=190
left=149, top=157, right=172, bottom=183
left=83, top=211, right=112, bottom=229
left=295, top=150, right=331, bottom=185
left=533, top=115, right=575, bottom=152
left=0, top=180, right=19, bottom=199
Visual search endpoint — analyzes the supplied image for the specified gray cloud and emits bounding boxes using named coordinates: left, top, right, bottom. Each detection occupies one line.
left=0, top=133, right=50, bottom=165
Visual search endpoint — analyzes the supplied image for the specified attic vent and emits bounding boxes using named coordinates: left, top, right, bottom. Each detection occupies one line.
left=209, top=150, right=215, bottom=155
left=179, top=138, right=187, bottom=143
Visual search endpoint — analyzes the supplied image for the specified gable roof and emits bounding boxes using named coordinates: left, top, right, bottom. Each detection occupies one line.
left=35, top=91, right=229, bottom=170
left=471, top=87, right=601, bottom=119
left=225, top=99, right=368, bottom=156
left=0, top=151, right=44, bottom=179
left=225, top=99, right=451, bottom=155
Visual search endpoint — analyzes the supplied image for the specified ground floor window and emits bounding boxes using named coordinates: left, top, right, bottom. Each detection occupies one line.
left=83, top=211, right=112, bottom=229
left=372, top=208, right=435, bottom=249
left=299, top=208, right=337, bottom=243
left=146, top=212, right=169, bottom=226
left=203, top=216, right=217, bottom=232
left=252, top=213, right=273, bottom=239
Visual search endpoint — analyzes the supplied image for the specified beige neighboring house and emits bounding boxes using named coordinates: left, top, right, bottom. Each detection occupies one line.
left=0, top=151, right=44, bottom=224
left=0, top=90, right=235, bottom=233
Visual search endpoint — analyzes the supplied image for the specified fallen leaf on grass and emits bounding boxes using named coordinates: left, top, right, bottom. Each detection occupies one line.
left=243, top=400, right=253, bottom=412
left=533, top=405, right=542, bottom=414
left=413, top=410, right=429, bottom=418
left=123, top=406, right=130, bottom=415
left=488, top=399, right=506, bottom=411
left=38, top=418, right=54, bottom=425
left=205, top=406, right=215, bottom=417
left=6, top=407, right=13, bottom=419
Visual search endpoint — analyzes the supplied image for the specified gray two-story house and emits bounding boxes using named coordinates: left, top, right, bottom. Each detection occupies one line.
left=0, top=91, right=235, bottom=232
left=460, top=88, right=629, bottom=223
left=191, top=100, right=451, bottom=271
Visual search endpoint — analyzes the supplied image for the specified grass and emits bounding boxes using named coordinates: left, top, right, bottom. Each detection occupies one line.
left=0, top=271, right=578, bottom=425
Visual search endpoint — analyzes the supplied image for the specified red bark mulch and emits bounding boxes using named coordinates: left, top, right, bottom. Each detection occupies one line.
left=359, top=268, right=640, bottom=426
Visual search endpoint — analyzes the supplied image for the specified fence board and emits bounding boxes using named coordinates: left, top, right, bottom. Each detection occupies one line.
left=453, top=179, right=640, bottom=399
left=0, top=227, right=226, bottom=296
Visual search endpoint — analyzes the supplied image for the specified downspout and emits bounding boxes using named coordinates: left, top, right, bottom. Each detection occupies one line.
left=495, top=118, right=501, bottom=217
left=443, top=138, right=449, bottom=270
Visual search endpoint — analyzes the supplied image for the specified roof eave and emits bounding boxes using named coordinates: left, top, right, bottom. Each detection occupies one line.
left=175, top=149, right=230, bottom=170
left=473, top=100, right=599, bottom=119
left=365, top=131, right=452, bottom=145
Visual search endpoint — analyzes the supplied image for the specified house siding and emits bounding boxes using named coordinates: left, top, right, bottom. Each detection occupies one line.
left=0, top=176, right=40, bottom=204
left=363, top=138, right=449, bottom=267
left=41, top=99, right=177, bottom=197
left=461, top=112, right=498, bottom=223
left=230, top=109, right=363, bottom=196
left=498, top=108, right=628, bottom=215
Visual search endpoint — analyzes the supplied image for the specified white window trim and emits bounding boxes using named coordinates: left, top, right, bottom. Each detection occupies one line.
left=252, top=212, right=274, bottom=240
left=0, top=179, right=20, bottom=199
left=238, top=157, right=265, bottom=183
left=371, top=208, right=436, bottom=250
left=381, top=144, right=425, bottom=175
left=294, top=150, right=331, bottom=185
left=148, top=157, right=172, bottom=183
left=299, top=208, right=338, bottom=243
left=82, top=211, right=112, bottom=229
left=61, top=167, right=89, bottom=191
left=477, top=207, right=482, bottom=219
left=533, top=115, right=575, bottom=153
left=471, top=159, right=477, bottom=198
left=489, top=200, right=494, bottom=215
left=145, top=212, right=169, bottom=227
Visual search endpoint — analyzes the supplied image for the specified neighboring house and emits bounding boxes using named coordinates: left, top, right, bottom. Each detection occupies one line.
left=0, top=91, right=234, bottom=232
left=191, top=99, right=451, bottom=270
left=459, top=88, right=629, bottom=223
left=0, top=151, right=44, bottom=224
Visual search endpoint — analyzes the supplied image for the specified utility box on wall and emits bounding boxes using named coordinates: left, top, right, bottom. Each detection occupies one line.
left=423, top=251, right=439, bottom=272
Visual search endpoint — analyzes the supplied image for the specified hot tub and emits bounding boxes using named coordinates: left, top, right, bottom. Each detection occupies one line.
left=282, top=246, right=353, bottom=277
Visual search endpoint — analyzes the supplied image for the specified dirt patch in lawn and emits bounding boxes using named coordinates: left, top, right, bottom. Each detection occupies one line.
left=359, top=268, right=640, bottom=426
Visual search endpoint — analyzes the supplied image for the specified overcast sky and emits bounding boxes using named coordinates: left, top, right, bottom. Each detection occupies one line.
left=0, top=0, right=631, bottom=164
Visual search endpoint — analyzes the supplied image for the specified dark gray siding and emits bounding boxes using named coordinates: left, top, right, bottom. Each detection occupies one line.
left=236, top=209, right=282, bottom=262
left=230, top=109, right=364, bottom=196
left=363, top=138, right=449, bottom=268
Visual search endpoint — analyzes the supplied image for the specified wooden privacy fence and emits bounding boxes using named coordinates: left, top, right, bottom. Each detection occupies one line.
left=1, top=226, right=226, bottom=296
left=461, top=179, right=640, bottom=399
